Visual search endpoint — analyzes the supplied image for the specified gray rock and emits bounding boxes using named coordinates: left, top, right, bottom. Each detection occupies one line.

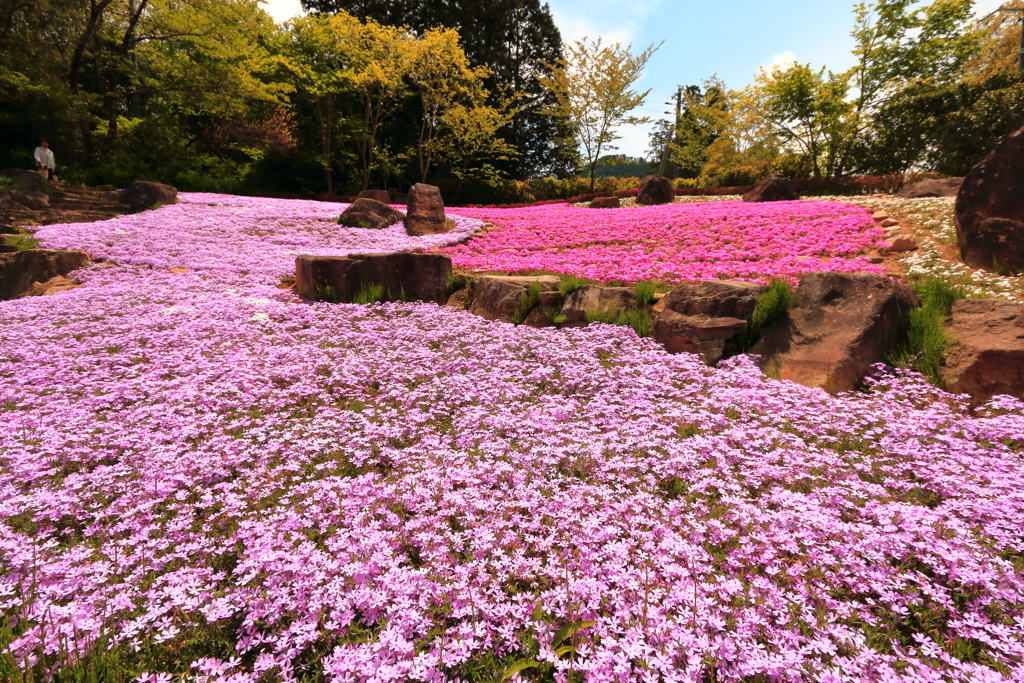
left=120, top=180, right=178, bottom=214
left=742, top=174, right=799, bottom=202
left=637, top=175, right=674, bottom=205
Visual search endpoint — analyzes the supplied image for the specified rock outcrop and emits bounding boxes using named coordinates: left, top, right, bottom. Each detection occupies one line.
left=896, top=177, right=962, bottom=199
left=468, top=275, right=560, bottom=323
left=0, top=249, right=90, bottom=300
left=750, top=272, right=918, bottom=392
left=295, top=252, right=452, bottom=304
left=652, top=281, right=766, bottom=362
left=405, top=183, right=448, bottom=236
left=955, top=124, right=1024, bottom=273
left=337, top=198, right=404, bottom=230
left=637, top=175, right=674, bottom=205
left=942, top=298, right=1024, bottom=404
left=561, top=285, right=637, bottom=326
left=590, top=197, right=620, bottom=209
left=742, top=174, right=799, bottom=203
left=13, top=171, right=53, bottom=193
left=120, top=180, right=178, bottom=214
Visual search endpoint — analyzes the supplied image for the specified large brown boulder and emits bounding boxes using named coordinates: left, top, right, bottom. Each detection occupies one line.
left=405, top=183, right=448, bottom=236
left=357, top=189, right=391, bottom=204
left=0, top=197, right=30, bottom=212
left=120, top=180, right=178, bottom=214
left=0, top=249, right=90, bottom=300
left=561, top=285, right=638, bottom=326
left=469, top=275, right=560, bottom=323
left=337, top=198, right=404, bottom=230
left=942, top=299, right=1024, bottom=404
left=589, top=197, right=620, bottom=209
left=896, top=177, right=962, bottom=199
left=955, top=125, right=1024, bottom=273
left=750, top=272, right=918, bottom=392
left=11, top=190, right=48, bottom=210
left=637, top=175, right=674, bottom=206
left=652, top=281, right=766, bottom=362
left=742, top=174, right=800, bottom=203
left=295, top=252, right=452, bottom=304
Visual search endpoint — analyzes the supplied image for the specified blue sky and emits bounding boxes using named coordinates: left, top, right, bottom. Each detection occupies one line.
left=262, top=0, right=1007, bottom=158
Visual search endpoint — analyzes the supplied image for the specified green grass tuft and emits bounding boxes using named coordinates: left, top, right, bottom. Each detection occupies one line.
left=558, top=274, right=585, bottom=297
left=511, top=281, right=542, bottom=325
left=445, top=274, right=470, bottom=297
left=352, top=282, right=387, bottom=305
left=585, top=305, right=652, bottom=337
left=888, top=277, right=968, bottom=386
left=723, top=279, right=794, bottom=358
left=3, top=233, right=40, bottom=251
left=314, top=284, right=339, bottom=303
left=634, top=281, right=656, bottom=307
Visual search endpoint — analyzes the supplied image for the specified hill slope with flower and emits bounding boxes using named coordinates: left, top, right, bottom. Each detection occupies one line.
left=1, top=194, right=1023, bottom=683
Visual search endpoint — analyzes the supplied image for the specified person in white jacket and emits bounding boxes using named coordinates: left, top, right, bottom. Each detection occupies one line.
left=34, top=140, right=56, bottom=182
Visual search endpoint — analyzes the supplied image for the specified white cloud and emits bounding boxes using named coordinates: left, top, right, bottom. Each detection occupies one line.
left=760, top=50, right=797, bottom=75
left=260, top=0, right=305, bottom=24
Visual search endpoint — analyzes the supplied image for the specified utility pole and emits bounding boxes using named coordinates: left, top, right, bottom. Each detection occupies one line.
left=980, top=5, right=1024, bottom=74
left=659, top=86, right=682, bottom=178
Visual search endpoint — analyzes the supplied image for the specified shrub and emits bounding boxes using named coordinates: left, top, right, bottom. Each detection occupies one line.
left=445, top=274, right=470, bottom=297
left=888, top=278, right=968, bottom=385
left=558, top=274, right=586, bottom=297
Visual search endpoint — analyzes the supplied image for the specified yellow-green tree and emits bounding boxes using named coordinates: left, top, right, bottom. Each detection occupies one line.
left=539, top=37, right=660, bottom=191
left=409, top=27, right=490, bottom=182
left=438, top=94, right=520, bottom=193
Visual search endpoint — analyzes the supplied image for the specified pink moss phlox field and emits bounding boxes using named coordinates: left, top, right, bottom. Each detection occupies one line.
left=442, top=200, right=888, bottom=284
left=34, top=192, right=483, bottom=283
left=0, top=194, right=1023, bottom=682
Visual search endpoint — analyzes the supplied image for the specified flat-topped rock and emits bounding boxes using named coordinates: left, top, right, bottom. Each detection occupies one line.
left=590, top=197, right=620, bottom=209
left=469, top=275, right=560, bottom=323
left=561, top=285, right=637, bottom=326
left=295, top=252, right=451, bottom=304
left=897, top=177, right=962, bottom=199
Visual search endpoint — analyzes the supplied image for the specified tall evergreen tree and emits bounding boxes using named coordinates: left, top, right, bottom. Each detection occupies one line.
left=300, top=0, right=572, bottom=178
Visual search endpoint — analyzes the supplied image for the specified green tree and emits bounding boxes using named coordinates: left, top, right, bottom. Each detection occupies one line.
left=667, top=78, right=731, bottom=179
left=539, top=37, right=660, bottom=191
left=755, top=63, right=854, bottom=177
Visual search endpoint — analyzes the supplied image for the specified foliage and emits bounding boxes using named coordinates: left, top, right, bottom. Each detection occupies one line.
left=539, top=37, right=660, bottom=191
left=585, top=305, right=652, bottom=337
left=863, top=73, right=1024, bottom=175
left=889, top=277, right=968, bottom=385
left=352, top=282, right=387, bottom=304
